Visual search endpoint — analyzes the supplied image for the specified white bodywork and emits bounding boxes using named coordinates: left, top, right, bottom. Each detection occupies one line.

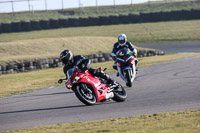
left=117, top=62, right=136, bottom=84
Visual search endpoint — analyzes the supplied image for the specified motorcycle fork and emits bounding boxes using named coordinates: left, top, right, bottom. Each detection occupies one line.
left=117, top=66, right=127, bottom=82
left=131, top=64, right=136, bottom=81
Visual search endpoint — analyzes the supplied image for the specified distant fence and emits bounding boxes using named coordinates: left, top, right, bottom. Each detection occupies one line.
left=0, top=50, right=165, bottom=75
left=0, top=9, right=200, bottom=34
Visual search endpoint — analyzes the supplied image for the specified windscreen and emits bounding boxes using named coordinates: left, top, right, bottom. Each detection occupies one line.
left=116, top=48, right=131, bottom=58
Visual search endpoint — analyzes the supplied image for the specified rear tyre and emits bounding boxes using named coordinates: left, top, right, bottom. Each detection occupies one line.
left=125, top=69, right=132, bottom=87
left=74, top=83, right=96, bottom=105
left=112, top=82, right=127, bottom=102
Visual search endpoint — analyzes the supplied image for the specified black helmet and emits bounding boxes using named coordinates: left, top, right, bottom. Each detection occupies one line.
left=60, top=50, right=73, bottom=65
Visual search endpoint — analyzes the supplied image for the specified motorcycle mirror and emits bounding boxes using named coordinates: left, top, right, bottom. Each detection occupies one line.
left=103, top=68, right=107, bottom=71
left=58, top=79, right=63, bottom=84
left=58, top=78, right=68, bottom=84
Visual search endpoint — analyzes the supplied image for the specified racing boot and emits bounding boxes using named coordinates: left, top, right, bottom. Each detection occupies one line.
left=100, top=72, right=115, bottom=85
left=95, top=68, right=116, bottom=86
left=135, top=59, right=138, bottom=72
left=107, top=77, right=116, bottom=86
left=116, top=72, right=119, bottom=77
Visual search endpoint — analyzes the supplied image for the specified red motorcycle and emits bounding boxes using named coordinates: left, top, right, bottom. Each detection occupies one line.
left=58, top=67, right=127, bottom=105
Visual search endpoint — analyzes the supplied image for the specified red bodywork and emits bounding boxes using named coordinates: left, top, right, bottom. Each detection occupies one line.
left=65, top=68, right=110, bottom=102
left=117, top=58, right=135, bottom=67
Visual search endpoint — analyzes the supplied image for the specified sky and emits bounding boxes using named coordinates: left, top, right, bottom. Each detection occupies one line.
left=0, top=0, right=160, bottom=13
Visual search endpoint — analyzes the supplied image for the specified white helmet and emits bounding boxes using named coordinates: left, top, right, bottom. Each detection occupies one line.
left=118, top=34, right=127, bottom=45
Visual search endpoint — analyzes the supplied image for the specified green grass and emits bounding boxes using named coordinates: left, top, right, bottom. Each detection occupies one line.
left=1, top=20, right=200, bottom=44
left=0, top=20, right=200, bottom=64
left=1, top=53, right=200, bottom=98
left=0, top=0, right=200, bottom=23
left=1, top=110, right=200, bottom=133
left=0, top=36, right=117, bottom=64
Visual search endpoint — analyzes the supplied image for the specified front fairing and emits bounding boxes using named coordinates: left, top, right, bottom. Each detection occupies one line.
left=116, top=48, right=133, bottom=64
left=66, top=69, right=110, bottom=102
left=121, top=65, right=132, bottom=70
left=78, top=71, right=110, bottom=102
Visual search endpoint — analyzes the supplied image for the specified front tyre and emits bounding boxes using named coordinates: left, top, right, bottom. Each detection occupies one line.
left=125, top=69, right=132, bottom=87
left=74, top=83, right=96, bottom=105
left=112, top=82, right=127, bottom=102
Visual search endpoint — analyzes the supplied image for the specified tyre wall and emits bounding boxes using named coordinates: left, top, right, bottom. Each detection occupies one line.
left=0, top=50, right=164, bottom=75
left=30, top=20, right=41, bottom=30
left=1, top=9, right=199, bottom=34
left=1, top=23, right=12, bottom=33
left=11, top=22, right=21, bottom=32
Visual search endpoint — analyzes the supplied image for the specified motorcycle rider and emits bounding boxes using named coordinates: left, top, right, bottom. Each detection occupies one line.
left=110, top=34, right=138, bottom=74
left=58, top=49, right=116, bottom=86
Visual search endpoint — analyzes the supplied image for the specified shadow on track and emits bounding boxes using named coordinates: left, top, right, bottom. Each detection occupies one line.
left=0, top=91, right=74, bottom=106
left=29, top=91, right=74, bottom=97
left=0, top=104, right=86, bottom=115
left=0, top=100, right=119, bottom=115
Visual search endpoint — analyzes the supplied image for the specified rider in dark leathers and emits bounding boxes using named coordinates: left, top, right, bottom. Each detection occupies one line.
left=111, top=34, right=138, bottom=71
left=58, top=49, right=115, bottom=85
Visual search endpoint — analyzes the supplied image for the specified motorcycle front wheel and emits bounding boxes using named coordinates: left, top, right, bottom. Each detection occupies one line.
left=112, top=82, right=127, bottom=102
left=74, top=83, right=96, bottom=105
left=125, top=69, right=132, bottom=87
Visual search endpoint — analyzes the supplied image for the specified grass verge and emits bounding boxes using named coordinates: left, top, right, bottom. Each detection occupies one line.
left=1, top=53, right=200, bottom=98
left=1, top=110, right=200, bottom=133
left=0, top=20, right=200, bottom=44
left=0, top=20, right=200, bottom=64
left=0, top=36, right=116, bottom=64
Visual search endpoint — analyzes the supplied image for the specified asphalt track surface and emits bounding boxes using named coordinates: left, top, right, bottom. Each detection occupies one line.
left=136, top=41, right=200, bottom=54
left=0, top=42, right=200, bottom=131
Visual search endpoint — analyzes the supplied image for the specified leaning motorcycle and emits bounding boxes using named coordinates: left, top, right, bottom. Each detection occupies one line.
left=116, top=48, right=137, bottom=87
left=58, top=67, right=127, bottom=105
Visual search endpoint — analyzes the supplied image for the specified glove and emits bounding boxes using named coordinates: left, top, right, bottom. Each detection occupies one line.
left=132, top=52, right=136, bottom=57
left=111, top=53, right=117, bottom=61
left=81, top=63, right=86, bottom=69
left=112, top=56, right=117, bottom=61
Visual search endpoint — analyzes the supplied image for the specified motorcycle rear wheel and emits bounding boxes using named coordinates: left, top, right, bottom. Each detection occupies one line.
left=112, top=82, right=127, bottom=102
left=74, top=83, right=96, bottom=105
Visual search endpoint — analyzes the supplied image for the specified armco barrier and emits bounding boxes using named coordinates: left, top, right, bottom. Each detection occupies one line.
left=0, top=50, right=164, bottom=75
